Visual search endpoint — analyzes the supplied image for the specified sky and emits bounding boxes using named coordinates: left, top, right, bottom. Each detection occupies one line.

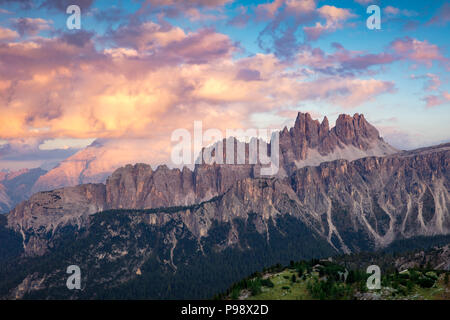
left=0, top=0, right=449, bottom=171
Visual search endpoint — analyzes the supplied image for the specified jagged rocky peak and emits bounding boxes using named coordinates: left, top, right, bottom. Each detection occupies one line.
left=200, top=111, right=395, bottom=171
left=278, top=112, right=398, bottom=175
left=293, top=112, right=321, bottom=138
left=333, top=113, right=380, bottom=147
left=288, top=112, right=381, bottom=148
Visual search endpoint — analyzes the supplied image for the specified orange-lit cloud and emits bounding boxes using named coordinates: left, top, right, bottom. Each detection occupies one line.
left=304, top=5, right=355, bottom=40
left=0, top=26, right=18, bottom=40
left=0, top=23, right=396, bottom=144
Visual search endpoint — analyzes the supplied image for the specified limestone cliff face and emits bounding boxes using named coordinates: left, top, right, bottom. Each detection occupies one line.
left=5, top=112, right=447, bottom=257
left=137, top=143, right=449, bottom=254
left=7, top=142, right=449, bottom=256
left=290, top=144, right=450, bottom=252
left=7, top=183, right=106, bottom=255
left=105, top=163, right=255, bottom=209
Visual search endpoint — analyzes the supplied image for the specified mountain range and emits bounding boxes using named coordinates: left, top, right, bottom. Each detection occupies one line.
left=1, top=113, right=398, bottom=211
left=0, top=112, right=448, bottom=299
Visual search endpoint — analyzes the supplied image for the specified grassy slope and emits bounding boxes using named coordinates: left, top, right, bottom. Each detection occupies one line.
left=228, top=265, right=450, bottom=300
left=246, top=270, right=311, bottom=300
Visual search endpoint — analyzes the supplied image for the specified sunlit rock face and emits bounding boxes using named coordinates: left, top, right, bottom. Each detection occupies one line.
left=31, top=112, right=398, bottom=194
left=6, top=138, right=449, bottom=257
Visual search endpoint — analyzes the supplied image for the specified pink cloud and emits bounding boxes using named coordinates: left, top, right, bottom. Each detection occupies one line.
left=423, top=73, right=441, bottom=92
left=297, top=43, right=396, bottom=75
left=185, top=8, right=225, bottom=21
left=256, top=0, right=284, bottom=20
left=108, top=23, right=234, bottom=63
left=11, top=17, right=53, bottom=36
left=0, top=18, right=397, bottom=172
left=318, top=5, right=355, bottom=22
left=0, top=26, right=19, bottom=41
left=299, top=77, right=395, bottom=108
left=285, top=0, right=316, bottom=14
left=165, top=28, right=235, bottom=63
left=424, top=92, right=450, bottom=108
left=0, top=8, right=13, bottom=14
left=304, top=5, right=355, bottom=41
left=390, top=37, right=446, bottom=67
left=383, top=6, right=416, bottom=17
left=384, top=6, right=399, bottom=15
left=136, top=0, right=233, bottom=17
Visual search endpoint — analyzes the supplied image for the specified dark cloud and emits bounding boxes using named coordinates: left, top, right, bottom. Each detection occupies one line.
left=107, top=22, right=235, bottom=64
left=0, top=31, right=108, bottom=85
left=165, top=28, right=234, bottom=64
left=0, top=0, right=34, bottom=9
left=257, top=1, right=318, bottom=60
left=403, top=20, right=420, bottom=31
left=236, top=68, right=261, bottom=81
left=10, top=17, right=52, bottom=36
left=92, top=6, right=128, bottom=23
left=134, top=0, right=232, bottom=20
left=340, top=53, right=397, bottom=71
left=256, top=1, right=356, bottom=60
left=0, top=144, right=78, bottom=162
left=297, top=43, right=398, bottom=77
left=0, top=0, right=95, bottom=11
left=60, top=29, right=95, bottom=47
left=40, top=0, right=95, bottom=11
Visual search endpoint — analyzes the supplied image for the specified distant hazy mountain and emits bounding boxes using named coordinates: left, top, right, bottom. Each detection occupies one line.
left=30, top=138, right=170, bottom=194
left=0, top=168, right=46, bottom=213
